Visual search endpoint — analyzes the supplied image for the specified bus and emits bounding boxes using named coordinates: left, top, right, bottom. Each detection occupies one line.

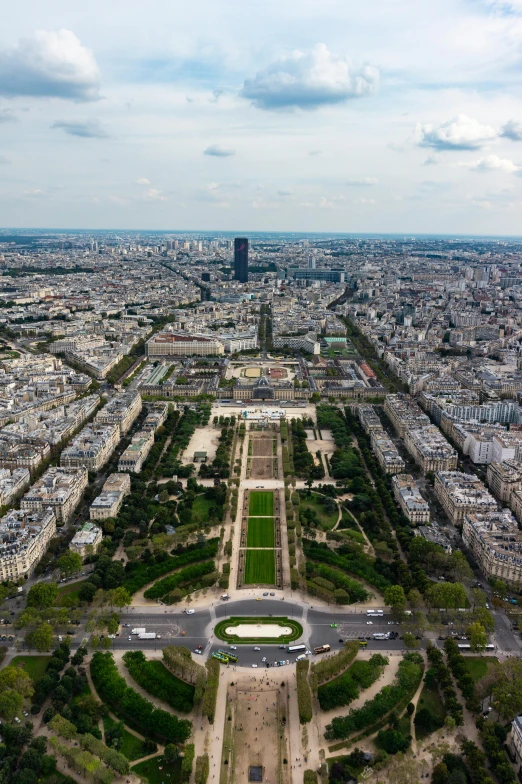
left=287, top=644, right=306, bottom=653
left=366, top=610, right=384, bottom=616
left=212, top=652, right=230, bottom=663
left=373, top=633, right=390, bottom=640
left=217, top=649, right=238, bottom=662
left=314, top=645, right=331, bottom=655
left=457, top=644, right=495, bottom=651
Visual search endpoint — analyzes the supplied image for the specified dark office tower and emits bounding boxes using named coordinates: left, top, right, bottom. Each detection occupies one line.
left=234, top=237, right=249, bottom=282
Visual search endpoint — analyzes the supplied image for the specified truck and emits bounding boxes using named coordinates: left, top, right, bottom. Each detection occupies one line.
left=314, top=644, right=331, bottom=655
left=138, top=632, right=161, bottom=640
left=220, top=594, right=229, bottom=600
left=132, top=628, right=146, bottom=635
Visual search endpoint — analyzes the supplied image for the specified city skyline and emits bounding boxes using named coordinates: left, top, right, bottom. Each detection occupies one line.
left=2, top=0, right=522, bottom=234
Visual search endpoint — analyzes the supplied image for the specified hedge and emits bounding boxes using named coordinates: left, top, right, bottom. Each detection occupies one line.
left=318, top=654, right=388, bottom=711
left=325, top=653, right=424, bottom=740
left=123, top=651, right=195, bottom=712
left=202, top=658, right=220, bottom=724
left=304, top=772, right=318, bottom=784
left=48, top=714, right=129, bottom=776
left=123, top=539, right=219, bottom=595
left=195, top=754, right=210, bottom=784
left=90, top=651, right=192, bottom=744
left=296, top=660, right=313, bottom=724
left=303, top=540, right=390, bottom=594
left=143, top=560, right=217, bottom=600
left=182, top=744, right=195, bottom=783
left=311, top=642, right=359, bottom=688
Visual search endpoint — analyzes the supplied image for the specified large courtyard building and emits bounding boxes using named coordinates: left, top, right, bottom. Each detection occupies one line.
left=90, top=472, right=131, bottom=520
left=69, top=522, right=103, bottom=557
left=95, top=390, right=142, bottom=436
left=146, top=332, right=225, bottom=357
left=403, top=425, right=457, bottom=474
left=392, top=474, right=430, bottom=524
left=0, top=508, right=56, bottom=580
left=462, top=509, right=522, bottom=587
left=21, top=466, right=88, bottom=524
left=434, top=471, right=498, bottom=525
left=60, top=423, right=120, bottom=471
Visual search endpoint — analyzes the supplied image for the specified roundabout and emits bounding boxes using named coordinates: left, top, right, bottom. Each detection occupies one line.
left=214, top=616, right=303, bottom=644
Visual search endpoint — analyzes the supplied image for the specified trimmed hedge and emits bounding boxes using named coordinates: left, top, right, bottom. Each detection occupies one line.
left=311, top=642, right=359, bottom=688
left=202, top=658, right=219, bottom=724
left=123, top=651, right=195, bottom=712
left=318, top=654, right=388, bottom=711
left=214, top=617, right=303, bottom=644
left=325, top=653, right=424, bottom=740
left=123, top=539, right=219, bottom=595
left=296, top=659, right=313, bottom=724
left=143, top=560, right=217, bottom=600
left=90, top=651, right=191, bottom=744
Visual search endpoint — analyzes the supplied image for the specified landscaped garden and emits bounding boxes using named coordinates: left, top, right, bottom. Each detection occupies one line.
left=10, top=655, right=52, bottom=681
left=244, top=549, right=276, bottom=584
left=248, top=491, right=274, bottom=516
left=246, top=517, right=275, bottom=547
left=214, top=616, right=303, bottom=644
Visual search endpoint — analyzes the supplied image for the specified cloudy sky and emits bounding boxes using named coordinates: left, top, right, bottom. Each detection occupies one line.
left=2, top=0, right=522, bottom=234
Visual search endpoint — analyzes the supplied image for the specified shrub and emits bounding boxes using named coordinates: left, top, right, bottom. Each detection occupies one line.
left=195, top=754, right=210, bottom=784
left=123, top=651, right=194, bottom=712
left=202, top=659, right=220, bottom=724
left=318, top=654, right=388, bottom=711
left=296, top=660, right=313, bottom=724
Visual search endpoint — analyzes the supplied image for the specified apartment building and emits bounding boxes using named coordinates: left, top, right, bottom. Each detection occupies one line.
left=462, top=510, right=522, bottom=587
left=510, top=716, right=522, bottom=768
left=0, top=508, right=56, bottom=580
left=118, top=429, right=154, bottom=473
left=60, top=423, right=120, bottom=471
left=95, top=390, right=142, bottom=436
left=404, top=426, right=458, bottom=474
left=0, top=433, right=51, bottom=472
left=434, top=471, right=498, bottom=525
left=141, top=402, right=169, bottom=433
left=358, top=406, right=384, bottom=434
left=0, top=468, right=31, bottom=507
left=392, top=474, right=430, bottom=524
left=90, top=472, right=131, bottom=521
left=69, top=522, right=103, bottom=557
left=21, top=467, right=88, bottom=524
left=370, top=430, right=405, bottom=474
left=146, top=332, right=224, bottom=357
left=510, top=490, right=522, bottom=524
left=492, top=432, right=522, bottom=464
left=486, top=460, right=522, bottom=504
left=415, top=525, right=453, bottom=554
left=384, top=394, right=430, bottom=438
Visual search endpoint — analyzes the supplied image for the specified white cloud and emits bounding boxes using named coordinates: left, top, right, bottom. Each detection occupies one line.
left=52, top=119, right=108, bottom=138
left=417, top=114, right=497, bottom=150
left=460, top=154, right=520, bottom=172
left=241, top=43, right=379, bottom=110
left=143, top=188, right=167, bottom=201
left=136, top=178, right=151, bottom=185
left=277, top=189, right=293, bottom=196
left=0, top=109, right=16, bottom=123
left=0, top=30, right=100, bottom=101
left=203, top=144, right=235, bottom=157
left=500, top=119, right=522, bottom=141
left=354, top=197, right=376, bottom=205
left=422, top=154, right=441, bottom=166
left=345, top=177, right=378, bottom=186
left=22, top=189, right=46, bottom=198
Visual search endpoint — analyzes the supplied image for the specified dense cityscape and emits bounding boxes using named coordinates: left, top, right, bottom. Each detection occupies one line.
left=0, top=228, right=520, bottom=784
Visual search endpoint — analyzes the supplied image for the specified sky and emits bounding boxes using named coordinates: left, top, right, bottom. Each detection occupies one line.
left=2, top=0, right=522, bottom=234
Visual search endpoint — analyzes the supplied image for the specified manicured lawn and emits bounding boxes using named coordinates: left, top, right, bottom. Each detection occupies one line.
left=244, top=549, right=276, bottom=584
left=56, top=579, right=89, bottom=606
left=214, top=616, right=303, bottom=644
left=299, top=491, right=339, bottom=531
left=191, top=494, right=215, bottom=523
left=10, top=656, right=51, bottom=681
left=415, top=681, right=446, bottom=741
left=103, top=714, right=149, bottom=761
left=247, top=517, right=275, bottom=547
left=132, top=755, right=182, bottom=784
left=464, top=656, right=497, bottom=683
left=248, top=491, right=274, bottom=516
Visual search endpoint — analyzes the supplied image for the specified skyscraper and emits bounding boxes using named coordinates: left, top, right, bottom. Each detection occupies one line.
left=234, top=237, right=249, bottom=282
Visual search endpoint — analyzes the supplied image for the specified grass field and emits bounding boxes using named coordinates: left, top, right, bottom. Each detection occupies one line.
left=103, top=715, right=149, bottom=761
left=247, top=517, right=275, bottom=547
left=415, top=681, right=446, bottom=741
left=56, top=579, right=89, bottom=606
left=132, top=755, right=182, bottom=784
left=465, top=656, right=497, bottom=683
left=10, top=656, right=51, bottom=681
left=248, top=491, right=274, bottom=516
left=191, top=494, right=217, bottom=524
left=299, top=491, right=338, bottom=530
left=244, top=549, right=276, bottom=584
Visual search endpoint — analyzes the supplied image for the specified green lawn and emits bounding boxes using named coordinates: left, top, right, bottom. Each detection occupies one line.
left=248, top=491, right=274, bottom=516
left=191, top=494, right=215, bottom=523
left=299, top=491, right=339, bottom=531
left=132, top=755, right=182, bottom=784
left=103, top=715, right=149, bottom=761
left=464, top=656, right=497, bottom=683
left=56, top=579, right=89, bottom=606
left=244, top=549, right=276, bottom=585
left=415, top=681, right=446, bottom=741
left=247, top=517, right=275, bottom=547
left=10, top=656, right=51, bottom=681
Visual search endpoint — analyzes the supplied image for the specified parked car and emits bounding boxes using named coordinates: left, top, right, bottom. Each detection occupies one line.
left=252, top=664, right=258, bottom=668
left=253, top=647, right=261, bottom=651
left=194, top=649, right=203, bottom=655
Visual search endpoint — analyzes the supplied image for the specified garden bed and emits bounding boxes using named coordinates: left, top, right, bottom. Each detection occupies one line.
left=214, top=616, right=303, bottom=644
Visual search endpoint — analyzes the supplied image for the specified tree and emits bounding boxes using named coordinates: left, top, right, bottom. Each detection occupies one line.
left=25, top=622, right=54, bottom=652
left=467, top=622, right=487, bottom=652
left=110, top=586, right=132, bottom=610
left=56, top=551, right=82, bottom=578
left=27, top=582, right=58, bottom=609
left=164, top=744, right=180, bottom=763
left=426, top=582, right=466, bottom=609
left=0, top=689, right=23, bottom=720
left=444, top=716, right=456, bottom=734
left=384, top=585, right=406, bottom=620
left=407, top=588, right=423, bottom=609
left=402, top=633, right=420, bottom=649
left=79, top=582, right=97, bottom=603
left=0, top=666, right=34, bottom=698
left=388, top=753, right=419, bottom=784
left=471, top=588, right=487, bottom=608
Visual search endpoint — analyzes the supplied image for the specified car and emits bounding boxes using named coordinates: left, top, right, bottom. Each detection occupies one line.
left=285, top=660, right=289, bottom=665
left=252, top=664, right=258, bottom=668
left=388, top=621, right=395, bottom=625
left=330, top=623, right=338, bottom=628
left=367, top=621, right=373, bottom=625
left=14, top=717, right=20, bottom=724
left=184, top=609, right=195, bottom=614
left=278, top=660, right=286, bottom=666
left=198, top=644, right=203, bottom=650
left=262, top=657, right=267, bottom=662
left=123, top=623, right=131, bottom=627
left=256, top=598, right=262, bottom=601
left=230, top=646, right=237, bottom=651
left=254, top=647, right=261, bottom=651
left=194, top=649, right=203, bottom=655
left=263, top=592, right=269, bottom=596
left=66, top=630, right=74, bottom=635
left=269, top=592, right=275, bottom=596
left=305, top=650, right=312, bottom=655
left=9, top=612, right=14, bottom=616
left=128, top=636, right=132, bottom=641
left=22, top=711, right=28, bottom=717
left=485, top=603, right=490, bottom=609
left=278, top=645, right=285, bottom=649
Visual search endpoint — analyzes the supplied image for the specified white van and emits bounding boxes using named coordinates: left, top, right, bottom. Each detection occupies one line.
left=185, top=609, right=195, bottom=615
left=296, top=654, right=307, bottom=661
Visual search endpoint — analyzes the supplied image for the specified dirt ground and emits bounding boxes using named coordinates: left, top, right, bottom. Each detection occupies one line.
left=225, top=678, right=290, bottom=784
left=251, top=458, right=274, bottom=479
left=181, top=424, right=221, bottom=465
left=252, top=438, right=275, bottom=457
left=268, top=368, right=287, bottom=379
